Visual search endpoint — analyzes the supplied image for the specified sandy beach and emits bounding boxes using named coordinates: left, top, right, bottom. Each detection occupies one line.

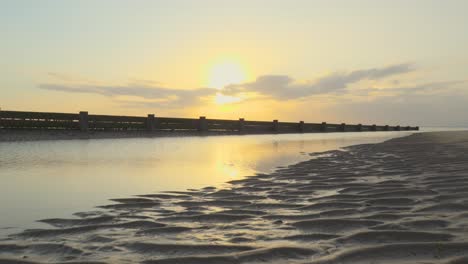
left=1, top=131, right=468, bottom=263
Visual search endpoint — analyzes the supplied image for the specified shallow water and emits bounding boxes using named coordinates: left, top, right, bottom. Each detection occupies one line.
left=0, top=128, right=461, bottom=236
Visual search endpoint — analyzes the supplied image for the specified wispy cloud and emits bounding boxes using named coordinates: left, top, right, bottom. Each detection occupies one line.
left=222, top=63, right=414, bottom=99
left=39, top=83, right=217, bottom=108
left=329, top=88, right=468, bottom=126
left=351, top=80, right=467, bottom=97
left=39, top=63, right=466, bottom=112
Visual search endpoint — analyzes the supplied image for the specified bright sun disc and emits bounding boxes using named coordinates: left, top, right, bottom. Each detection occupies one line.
left=208, top=61, right=246, bottom=89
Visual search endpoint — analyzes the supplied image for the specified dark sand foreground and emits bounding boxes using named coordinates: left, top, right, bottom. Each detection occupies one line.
left=1, top=131, right=468, bottom=263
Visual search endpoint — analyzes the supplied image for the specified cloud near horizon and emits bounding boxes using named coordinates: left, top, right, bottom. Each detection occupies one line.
left=38, top=63, right=466, bottom=111
left=222, top=63, right=415, bottom=99
left=39, top=83, right=217, bottom=108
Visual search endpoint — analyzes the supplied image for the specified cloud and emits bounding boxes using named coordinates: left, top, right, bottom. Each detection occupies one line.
left=329, top=90, right=468, bottom=127
left=300, top=77, right=468, bottom=126
left=40, top=63, right=465, bottom=116
left=223, top=63, right=414, bottom=99
left=39, top=83, right=217, bottom=108
left=351, top=80, right=467, bottom=97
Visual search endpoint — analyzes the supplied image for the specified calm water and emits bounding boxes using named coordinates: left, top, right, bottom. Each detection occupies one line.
left=0, top=128, right=462, bottom=236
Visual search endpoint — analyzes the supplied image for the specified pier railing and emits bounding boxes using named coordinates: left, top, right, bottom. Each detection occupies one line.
left=0, top=110, right=419, bottom=133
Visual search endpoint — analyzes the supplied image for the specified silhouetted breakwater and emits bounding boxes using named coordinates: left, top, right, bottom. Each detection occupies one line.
left=0, top=110, right=418, bottom=135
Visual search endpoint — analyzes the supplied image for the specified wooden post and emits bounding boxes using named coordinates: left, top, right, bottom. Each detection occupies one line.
left=321, top=122, right=327, bottom=132
left=238, top=118, right=245, bottom=133
left=371, top=124, right=377, bottom=131
left=384, top=125, right=389, bottom=131
left=198, top=116, right=207, bottom=132
left=340, top=123, right=346, bottom=132
left=79, top=111, right=89, bottom=131
left=272, top=120, right=279, bottom=132
left=147, top=114, right=155, bottom=132
left=299, top=121, right=305, bottom=133
left=357, top=124, right=362, bottom=132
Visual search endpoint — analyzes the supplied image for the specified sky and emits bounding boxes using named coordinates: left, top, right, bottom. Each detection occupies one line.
left=1, top=0, right=468, bottom=126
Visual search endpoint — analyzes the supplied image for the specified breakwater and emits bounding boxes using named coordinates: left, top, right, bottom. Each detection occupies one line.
left=0, top=110, right=418, bottom=134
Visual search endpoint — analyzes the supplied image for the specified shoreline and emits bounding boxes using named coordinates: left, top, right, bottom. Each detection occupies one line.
left=1, top=131, right=468, bottom=263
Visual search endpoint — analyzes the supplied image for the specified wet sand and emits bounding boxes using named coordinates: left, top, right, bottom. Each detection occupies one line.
left=1, top=131, right=468, bottom=263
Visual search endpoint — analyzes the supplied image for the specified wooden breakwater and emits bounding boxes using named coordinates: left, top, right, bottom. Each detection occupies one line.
left=0, top=110, right=419, bottom=134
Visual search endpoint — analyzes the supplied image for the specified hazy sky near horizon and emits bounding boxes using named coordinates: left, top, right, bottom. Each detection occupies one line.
left=1, top=0, right=468, bottom=126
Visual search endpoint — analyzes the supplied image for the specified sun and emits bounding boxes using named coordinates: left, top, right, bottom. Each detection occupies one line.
left=208, top=61, right=247, bottom=89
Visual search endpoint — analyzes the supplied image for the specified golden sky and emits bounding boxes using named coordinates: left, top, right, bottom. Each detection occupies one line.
left=2, top=0, right=468, bottom=126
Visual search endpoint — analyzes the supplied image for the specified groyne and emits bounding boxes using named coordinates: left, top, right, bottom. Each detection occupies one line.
left=0, top=110, right=418, bottom=134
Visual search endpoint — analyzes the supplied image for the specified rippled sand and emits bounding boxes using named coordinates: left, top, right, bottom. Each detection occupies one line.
left=1, top=131, right=468, bottom=264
